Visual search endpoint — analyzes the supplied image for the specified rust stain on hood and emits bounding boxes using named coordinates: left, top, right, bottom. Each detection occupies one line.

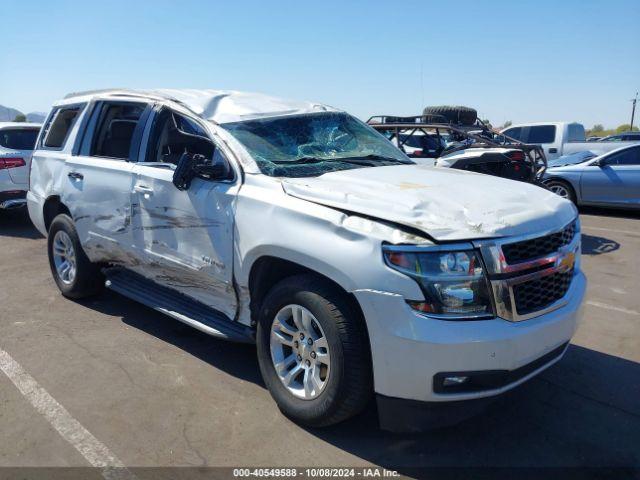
left=282, top=164, right=577, bottom=241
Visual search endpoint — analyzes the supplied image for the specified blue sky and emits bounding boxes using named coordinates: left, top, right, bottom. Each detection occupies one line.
left=2, top=0, right=639, bottom=128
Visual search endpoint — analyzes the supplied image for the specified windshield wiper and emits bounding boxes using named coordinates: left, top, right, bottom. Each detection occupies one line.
left=339, top=154, right=414, bottom=165
left=271, top=157, right=326, bottom=165
left=271, top=155, right=413, bottom=167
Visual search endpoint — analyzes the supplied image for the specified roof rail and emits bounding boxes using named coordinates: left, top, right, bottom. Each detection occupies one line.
left=62, top=88, right=197, bottom=117
left=366, top=114, right=450, bottom=125
left=63, top=88, right=130, bottom=99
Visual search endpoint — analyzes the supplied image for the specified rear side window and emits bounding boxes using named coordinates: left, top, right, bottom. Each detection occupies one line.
left=567, top=124, right=585, bottom=142
left=526, top=125, right=556, bottom=144
left=0, top=128, right=39, bottom=150
left=90, top=102, right=146, bottom=160
left=43, top=106, right=82, bottom=148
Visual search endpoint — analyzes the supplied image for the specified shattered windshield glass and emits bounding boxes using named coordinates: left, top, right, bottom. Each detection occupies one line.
left=222, top=112, right=414, bottom=177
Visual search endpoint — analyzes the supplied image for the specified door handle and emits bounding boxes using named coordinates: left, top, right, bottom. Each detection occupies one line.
left=68, top=172, right=84, bottom=180
left=548, top=148, right=558, bottom=154
left=134, top=185, right=154, bottom=195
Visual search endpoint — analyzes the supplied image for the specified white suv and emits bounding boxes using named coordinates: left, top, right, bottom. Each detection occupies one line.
left=0, top=122, right=41, bottom=209
left=28, top=89, right=586, bottom=431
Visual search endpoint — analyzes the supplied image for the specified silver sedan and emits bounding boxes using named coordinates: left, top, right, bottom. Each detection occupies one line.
left=544, top=144, right=640, bottom=209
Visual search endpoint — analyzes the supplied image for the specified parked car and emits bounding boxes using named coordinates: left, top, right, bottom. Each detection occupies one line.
left=397, top=131, right=446, bottom=159
left=544, top=144, right=640, bottom=208
left=0, top=122, right=41, bottom=210
left=586, top=136, right=602, bottom=142
left=369, top=112, right=547, bottom=184
left=547, top=151, right=597, bottom=168
left=28, top=89, right=585, bottom=432
left=500, top=122, right=640, bottom=160
left=598, top=131, right=640, bottom=142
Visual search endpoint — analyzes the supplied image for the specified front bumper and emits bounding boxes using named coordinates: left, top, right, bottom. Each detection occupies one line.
left=353, top=270, right=586, bottom=407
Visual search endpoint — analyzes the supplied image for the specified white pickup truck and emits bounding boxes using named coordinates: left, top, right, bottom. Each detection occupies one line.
left=501, top=122, right=640, bottom=160
left=28, top=89, right=585, bottom=432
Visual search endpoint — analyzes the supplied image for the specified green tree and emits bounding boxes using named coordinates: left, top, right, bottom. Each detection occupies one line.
left=501, top=120, right=512, bottom=129
left=13, top=114, right=26, bottom=122
left=481, top=118, right=492, bottom=128
left=615, top=124, right=639, bottom=133
left=592, top=124, right=604, bottom=132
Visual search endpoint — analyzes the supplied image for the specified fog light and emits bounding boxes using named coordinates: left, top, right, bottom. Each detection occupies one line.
left=443, top=376, right=469, bottom=386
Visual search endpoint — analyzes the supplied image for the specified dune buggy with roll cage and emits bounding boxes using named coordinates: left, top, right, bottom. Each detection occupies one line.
left=367, top=113, right=548, bottom=184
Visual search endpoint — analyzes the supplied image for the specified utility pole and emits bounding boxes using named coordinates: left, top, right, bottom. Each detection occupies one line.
left=631, top=92, right=638, bottom=131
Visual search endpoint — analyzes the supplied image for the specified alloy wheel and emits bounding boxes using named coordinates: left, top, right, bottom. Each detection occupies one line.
left=52, top=230, right=77, bottom=285
left=269, top=304, right=331, bottom=400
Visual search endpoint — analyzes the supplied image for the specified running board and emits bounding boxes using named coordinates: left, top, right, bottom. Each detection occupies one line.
left=104, top=268, right=255, bottom=344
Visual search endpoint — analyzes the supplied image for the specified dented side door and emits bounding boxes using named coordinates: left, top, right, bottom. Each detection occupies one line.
left=128, top=110, right=239, bottom=319
left=63, top=100, right=152, bottom=264
left=129, top=166, right=239, bottom=319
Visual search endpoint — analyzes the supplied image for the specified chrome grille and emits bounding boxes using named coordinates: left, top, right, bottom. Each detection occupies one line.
left=513, top=270, right=573, bottom=315
left=502, top=221, right=577, bottom=265
left=474, top=218, right=580, bottom=322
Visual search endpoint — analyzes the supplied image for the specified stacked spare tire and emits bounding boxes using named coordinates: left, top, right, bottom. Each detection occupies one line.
left=423, top=105, right=478, bottom=126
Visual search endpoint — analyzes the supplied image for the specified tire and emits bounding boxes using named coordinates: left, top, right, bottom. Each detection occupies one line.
left=423, top=105, right=478, bottom=126
left=545, top=179, right=576, bottom=204
left=47, top=214, right=104, bottom=298
left=256, top=274, right=372, bottom=427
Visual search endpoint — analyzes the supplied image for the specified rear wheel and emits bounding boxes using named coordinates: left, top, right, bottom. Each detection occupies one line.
left=545, top=179, right=576, bottom=203
left=256, top=274, right=372, bottom=427
left=47, top=214, right=104, bottom=298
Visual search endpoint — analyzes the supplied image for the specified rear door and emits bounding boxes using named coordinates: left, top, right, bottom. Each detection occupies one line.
left=129, top=107, right=239, bottom=318
left=62, top=100, right=152, bottom=264
left=580, top=146, right=640, bottom=207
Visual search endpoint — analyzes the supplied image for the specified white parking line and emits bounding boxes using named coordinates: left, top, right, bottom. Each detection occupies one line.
left=582, top=225, right=639, bottom=236
left=586, top=301, right=640, bottom=316
left=0, top=348, right=136, bottom=480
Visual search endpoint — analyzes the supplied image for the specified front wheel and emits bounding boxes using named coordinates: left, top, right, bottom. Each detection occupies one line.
left=47, top=214, right=104, bottom=298
left=256, top=274, right=372, bottom=427
left=545, top=179, right=576, bottom=203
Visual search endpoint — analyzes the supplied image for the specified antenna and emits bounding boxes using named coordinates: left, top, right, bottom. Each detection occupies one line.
left=631, top=92, right=638, bottom=131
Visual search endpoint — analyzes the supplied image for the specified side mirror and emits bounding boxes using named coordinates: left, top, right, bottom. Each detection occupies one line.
left=173, top=153, right=198, bottom=190
left=172, top=152, right=231, bottom=191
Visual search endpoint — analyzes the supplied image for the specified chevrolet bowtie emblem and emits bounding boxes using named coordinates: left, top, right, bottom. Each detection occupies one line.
left=558, top=250, right=576, bottom=272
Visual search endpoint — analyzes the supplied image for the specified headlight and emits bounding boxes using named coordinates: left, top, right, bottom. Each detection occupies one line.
left=383, top=246, right=494, bottom=319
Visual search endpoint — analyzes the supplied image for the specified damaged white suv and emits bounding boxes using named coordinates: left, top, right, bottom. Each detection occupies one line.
left=28, top=89, right=585, bottom=431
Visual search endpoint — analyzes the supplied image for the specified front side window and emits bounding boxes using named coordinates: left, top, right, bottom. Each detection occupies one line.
left=0, top=128, right=39, bottom=150
left=222, top=112, right=413, bottom=178
left=526, top=125, right=556, bottom=144
left=606, top=147, right=640, bottom=166
left=145, top=109, right=215, bottom=165
left=43, top=106, right=83, bottom=148
left=91, top=102, right=146, bottom=160
left=503, top=127, right=523, bottom=141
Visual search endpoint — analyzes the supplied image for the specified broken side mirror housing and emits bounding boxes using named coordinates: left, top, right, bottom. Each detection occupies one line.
left=173, top=153, right=198, bottom=190
left=172, top=152, right=232, bottom=191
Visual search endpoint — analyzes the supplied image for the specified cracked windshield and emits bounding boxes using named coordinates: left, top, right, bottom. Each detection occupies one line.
left=222, top=111, right=414, bottom=177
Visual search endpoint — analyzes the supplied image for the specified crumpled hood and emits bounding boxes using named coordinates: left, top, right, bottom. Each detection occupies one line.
left=282, top=165, right=577, bottom=241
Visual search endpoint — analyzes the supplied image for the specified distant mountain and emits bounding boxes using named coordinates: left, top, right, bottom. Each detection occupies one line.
left=0, top=105, right=23, bottom=122
left=26, top=112, right=47, bottom=123
left=0, top=105, right=47, bottom=123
